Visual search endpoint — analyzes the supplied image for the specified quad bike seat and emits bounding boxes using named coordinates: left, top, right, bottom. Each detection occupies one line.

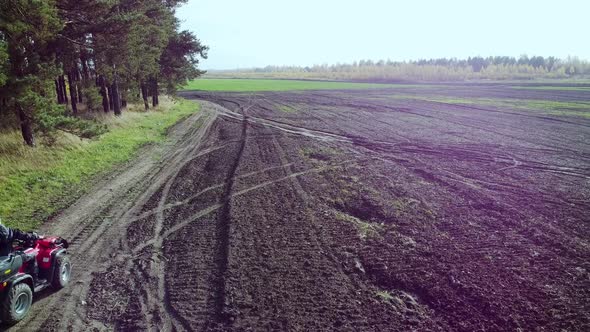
left=0, top=254, right=23, bottom=279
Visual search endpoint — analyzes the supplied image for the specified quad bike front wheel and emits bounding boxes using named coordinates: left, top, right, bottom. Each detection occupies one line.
left=1, top=282, right=33, bottom=325
left=51, top=254, right=72, bottom=289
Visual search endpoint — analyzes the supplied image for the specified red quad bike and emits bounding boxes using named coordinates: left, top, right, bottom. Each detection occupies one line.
left=0, top=236, right=71, bottom=325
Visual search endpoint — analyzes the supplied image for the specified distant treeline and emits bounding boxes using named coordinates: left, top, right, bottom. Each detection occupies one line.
left=0, top=0, right=207, bottom=146
left=211, top=56, right=590, bottom=82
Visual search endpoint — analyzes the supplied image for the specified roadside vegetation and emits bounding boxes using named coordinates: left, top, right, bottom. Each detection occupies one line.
left=0, top=98, right=200, bottom=230
left=207, top=56, right=590, bottom=82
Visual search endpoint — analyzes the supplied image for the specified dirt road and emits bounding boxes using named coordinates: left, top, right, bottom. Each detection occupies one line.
left=10, top=85, right=590, bottom=331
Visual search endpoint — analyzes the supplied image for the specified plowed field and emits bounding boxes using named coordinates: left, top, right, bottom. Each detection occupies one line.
left=11, top=83, right=590, bottom=331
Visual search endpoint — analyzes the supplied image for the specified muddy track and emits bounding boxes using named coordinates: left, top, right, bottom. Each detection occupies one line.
left=8, top=105, right=217, bottom=331
left=210, top=113, right=248, bottom=329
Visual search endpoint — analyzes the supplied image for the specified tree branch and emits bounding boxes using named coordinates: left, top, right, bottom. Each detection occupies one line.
left=57, top=34, right=90, bottom=48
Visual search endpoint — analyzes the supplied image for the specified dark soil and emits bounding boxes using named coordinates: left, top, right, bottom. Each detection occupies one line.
left=12, top=83, right=590, bottom=331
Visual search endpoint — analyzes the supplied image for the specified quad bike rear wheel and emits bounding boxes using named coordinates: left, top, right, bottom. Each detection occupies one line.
left=1, top=282, right=33, bottom=325
left=51, top=254, right=71, bottom=289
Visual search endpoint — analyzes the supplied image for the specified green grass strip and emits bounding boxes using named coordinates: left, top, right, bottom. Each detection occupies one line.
left=181, top=78, right=414, bottom=92
left=512, top=86, right=590, bottom=92
left=0, top=99, right=200, bottom=230
left=391, top=94, right=590, bottom=118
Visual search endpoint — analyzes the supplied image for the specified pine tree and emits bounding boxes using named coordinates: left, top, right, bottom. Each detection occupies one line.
left=0, top=0, right=207, bottom=143
left=0, top=0, right=63, bottom=146
left=159, top=30, right=208, bottom=94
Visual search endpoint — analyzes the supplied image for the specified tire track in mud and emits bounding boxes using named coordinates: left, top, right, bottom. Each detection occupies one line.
left=209, top=114, right=249, bottom=328
left=220, top=97, right=382, bottom=328
left=127, top=162, right=294, bottom=226
left=125, top=109, right=222, bottom=331
left=84, top=110, right=217, bottom=331
left=267, top=130, right=375, bottom=313
left=151, top=172, right=192, bottom=331
left=124, top=107, right=234, bottom=331
left=129, top=158, right=361, bottom=256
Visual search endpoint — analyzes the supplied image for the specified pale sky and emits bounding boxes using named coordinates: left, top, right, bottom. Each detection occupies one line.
left=176, top=0, right=590, bottom=70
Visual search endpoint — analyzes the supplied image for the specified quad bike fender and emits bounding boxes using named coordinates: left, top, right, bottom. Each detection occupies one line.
left=0, top=274, right=33, bottom=300
left=47, top=249, right=67, bottom=285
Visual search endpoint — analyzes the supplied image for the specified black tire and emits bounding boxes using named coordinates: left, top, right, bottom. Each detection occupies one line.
left=51, top=254, right=71, bottom=289
left=1, top=282, right=33, bottom=325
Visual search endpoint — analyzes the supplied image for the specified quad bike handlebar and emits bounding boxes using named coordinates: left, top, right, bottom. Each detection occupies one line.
left=11, top=238, right=36, bottom=251
left=53, top=237, right=69, bottom=249
left=12, top=236, right=69, bottom=251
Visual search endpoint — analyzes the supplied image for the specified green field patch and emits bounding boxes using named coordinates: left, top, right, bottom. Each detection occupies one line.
left=182, top=78, right=419, bottom=92
left=391, top=94, right=590, bottom=118
left=0, top=99, right=200, bottom=230
left=389, top=94, right=507, bottom=108
left=523, top=100, right=590, bottom=111
left=546, top=110, right=590, bottom=118
left=512, top=86, right=590, bottom=92
left=277, top=104, right=297, bottom=113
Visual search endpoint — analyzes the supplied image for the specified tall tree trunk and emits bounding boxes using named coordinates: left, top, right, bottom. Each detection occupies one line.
left=151, top=77, right=159, bottom=107
left=78, top=85, right=83, bottom=104
left=0, top=98, right=6, bottom=119
left=107, top=85, right=114, bottom=110
left=99, top=76, right=110, bottom=113
left=120, top=85, right=127, bottom=109
left=111, top=80, right=121, bottom=116
left=15, top=104, right=35, bottom=147
left=62, top=78, right=68, bottom=104
left=81, top=56, right=90, bottom=81
left=57, top=76, right=64, bottom=104
left=76, top=67, right=83, bottom=103
left=68, top=72, right=78, bottom=115
left=59, top=75, right=68, bottom=104
left=55, top=79, right=63, bottom=104
left=141, top=82, right=149, bottom=110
